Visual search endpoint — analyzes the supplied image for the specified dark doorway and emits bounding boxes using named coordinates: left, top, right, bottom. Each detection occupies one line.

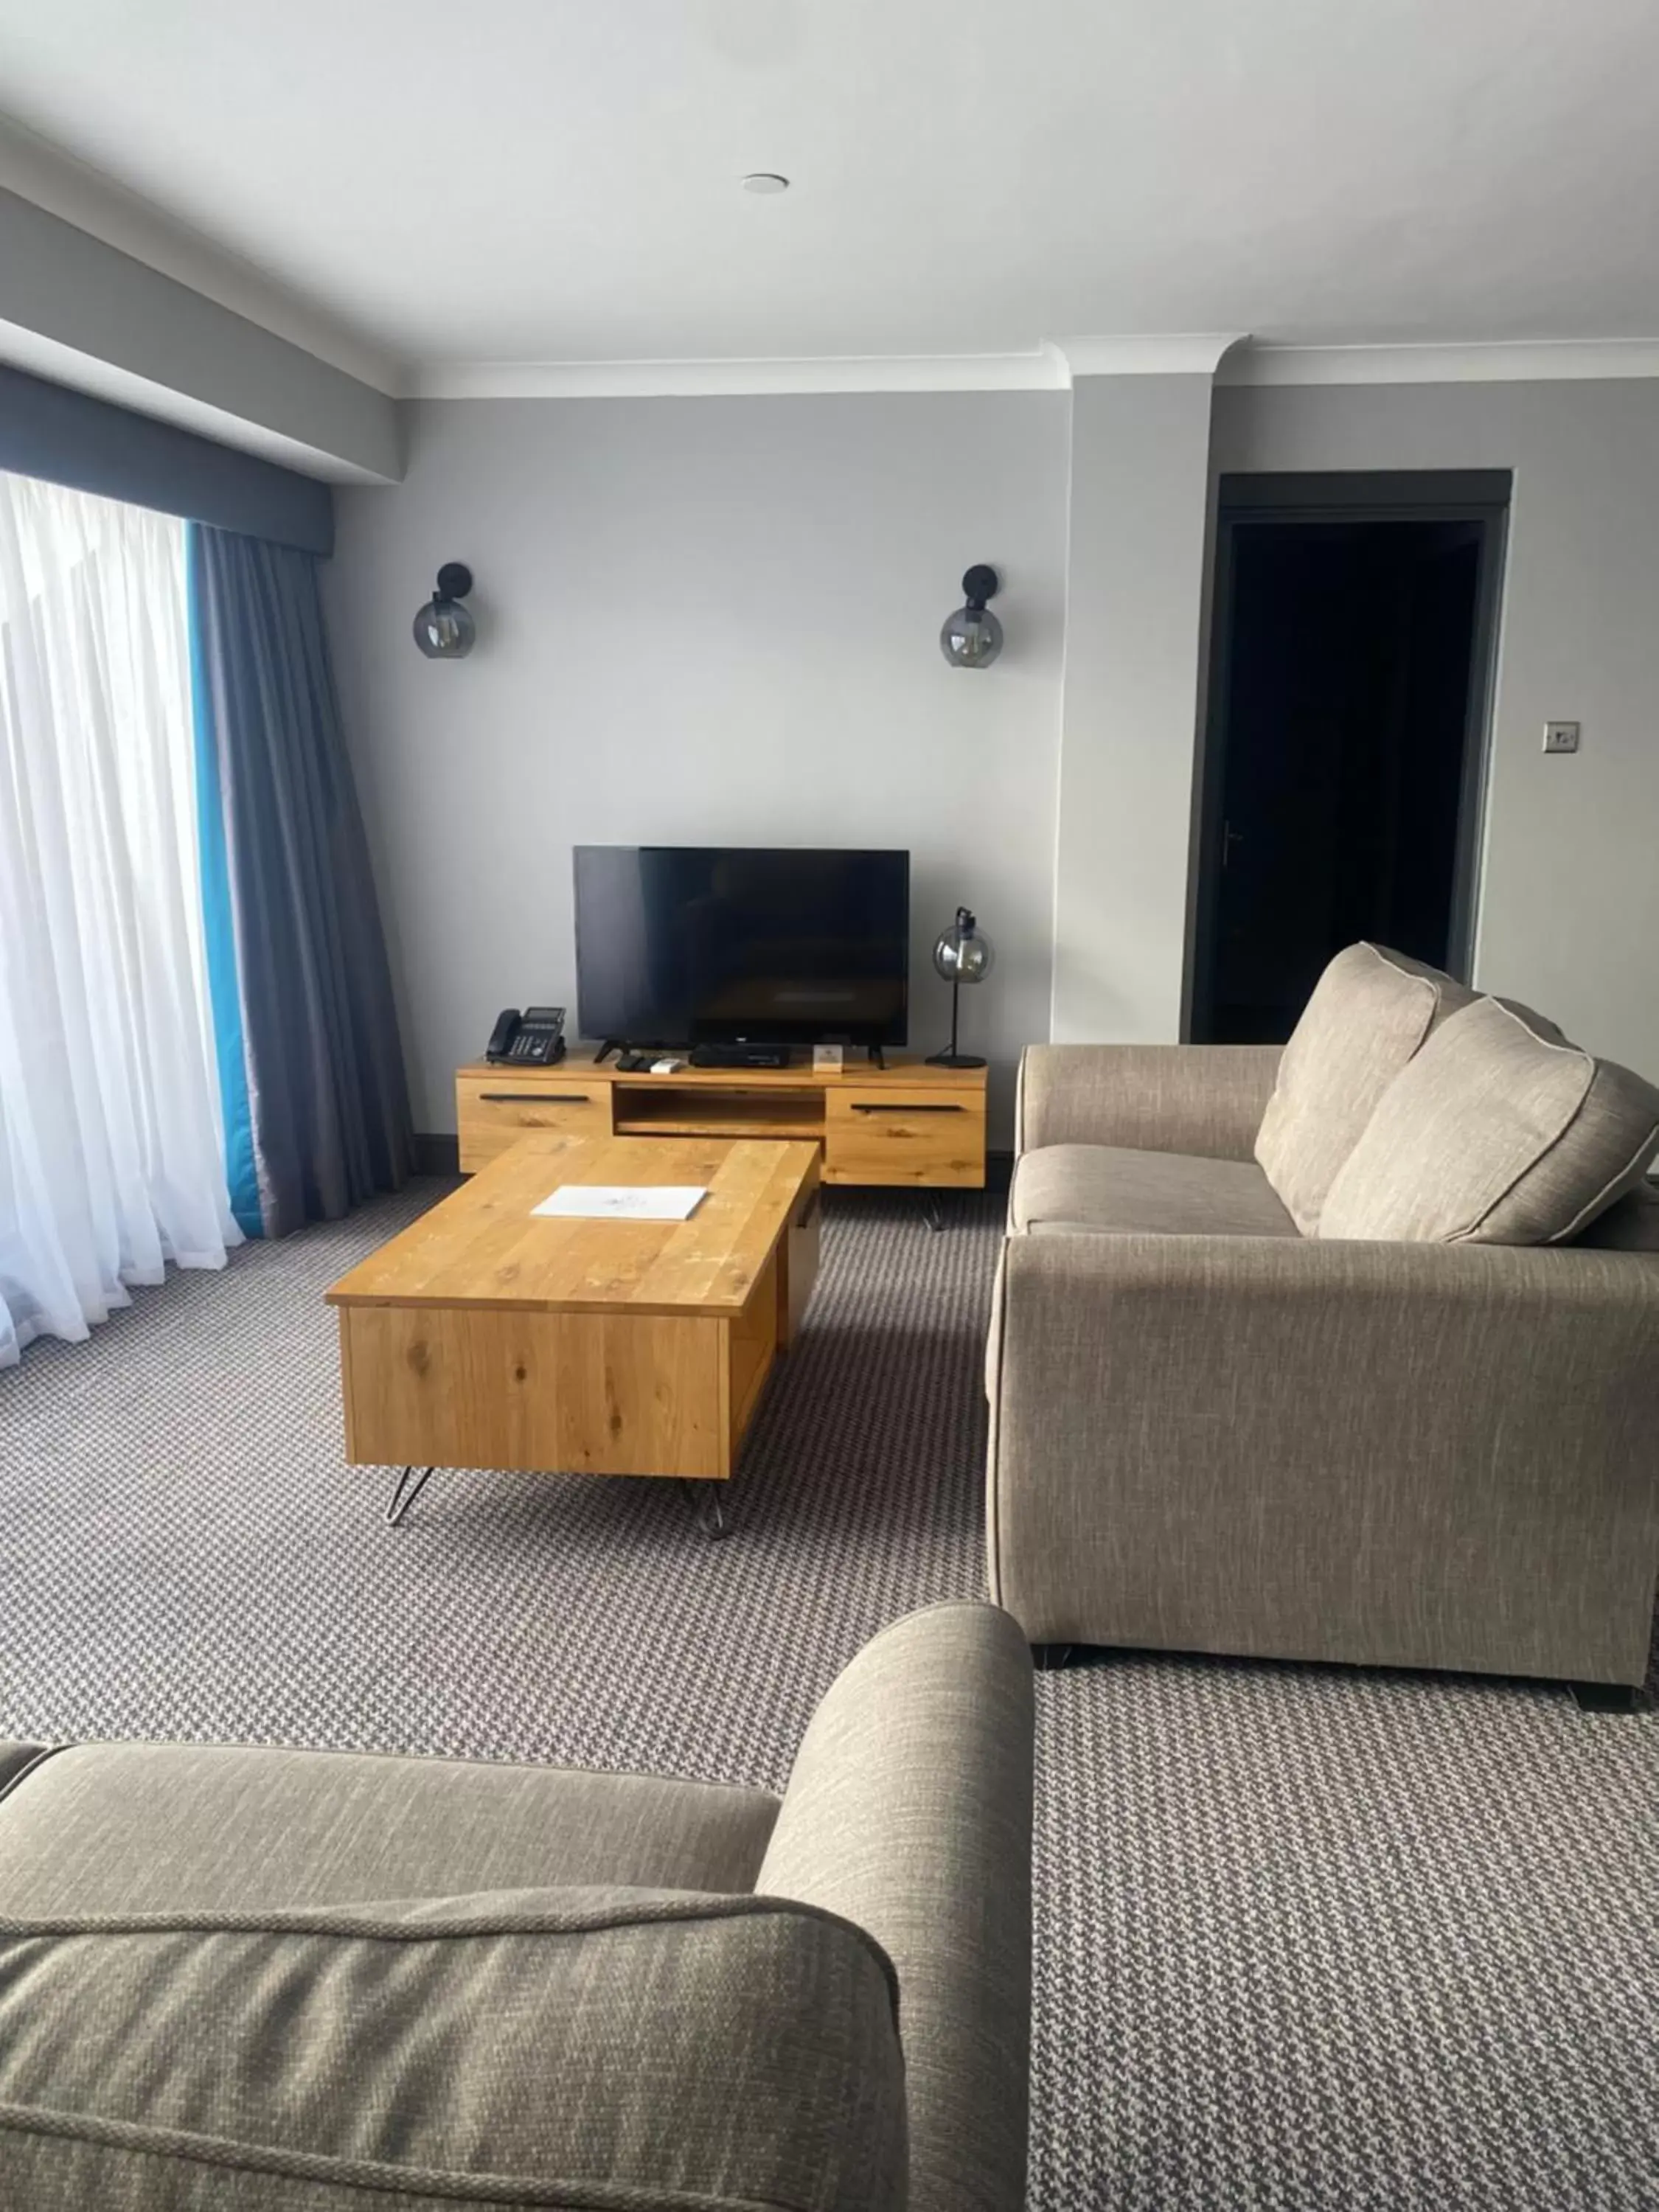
left=1189, top=473, right=1509, bottom=1045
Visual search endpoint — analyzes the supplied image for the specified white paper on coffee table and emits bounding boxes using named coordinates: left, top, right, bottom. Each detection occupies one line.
left=533, top=1185, right=706, bottom=1222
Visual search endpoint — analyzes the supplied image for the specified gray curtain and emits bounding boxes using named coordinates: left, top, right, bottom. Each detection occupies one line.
left=189, top=524, right=411, bottom=1237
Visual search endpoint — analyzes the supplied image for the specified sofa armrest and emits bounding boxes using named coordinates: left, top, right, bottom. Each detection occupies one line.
left=1016, top=1043, right=1281, bottom=1160
left=987, top=1234, right=1659, bottom=1683
left=755, top=1603, right=1034, bottom=2212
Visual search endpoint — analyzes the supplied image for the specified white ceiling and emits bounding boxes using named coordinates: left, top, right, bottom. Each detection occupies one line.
left=1, top=0, right=1657, bottom=385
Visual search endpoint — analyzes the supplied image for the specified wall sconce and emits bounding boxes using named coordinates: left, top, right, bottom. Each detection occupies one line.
left=413, top=563, right=477, bottom=658
left=939, top=565, right=1003, bottom=669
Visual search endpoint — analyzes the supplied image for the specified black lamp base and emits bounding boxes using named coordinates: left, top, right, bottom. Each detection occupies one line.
left=925, top=1050, right=987, bottom=1069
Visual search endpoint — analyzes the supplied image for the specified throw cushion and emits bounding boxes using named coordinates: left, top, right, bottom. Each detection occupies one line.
left=1318, top=998, right=1659, bottom=1244
left=1253, top=943, right=1478, bottom=1234
left=0, top=1887, right=907, bottom=2212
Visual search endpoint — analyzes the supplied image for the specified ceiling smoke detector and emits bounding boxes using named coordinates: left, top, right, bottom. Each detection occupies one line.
left=741, top=172, right=790, bottom=195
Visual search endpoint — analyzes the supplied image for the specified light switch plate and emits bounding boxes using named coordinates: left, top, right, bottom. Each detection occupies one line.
left=1543, top=720, right=1581, bottom=754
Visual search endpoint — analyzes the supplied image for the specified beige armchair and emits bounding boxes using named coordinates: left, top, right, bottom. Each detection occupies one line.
left=0, top=1604, right=1034, bottom=2211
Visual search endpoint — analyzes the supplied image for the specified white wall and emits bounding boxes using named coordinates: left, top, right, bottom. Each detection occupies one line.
left=326, top=392, right=1069, bottom=1138
left=1211, top=378, right=1659, bottom=1078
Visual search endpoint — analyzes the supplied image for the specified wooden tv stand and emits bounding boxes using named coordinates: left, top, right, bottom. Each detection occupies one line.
left=455, top=1049, right=987, bottom=1190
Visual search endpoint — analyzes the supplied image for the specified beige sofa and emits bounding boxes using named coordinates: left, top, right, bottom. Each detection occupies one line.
left=0, top=1603, right=1034, bottom=2211
left=988, top=946, right=1659, bottom=1697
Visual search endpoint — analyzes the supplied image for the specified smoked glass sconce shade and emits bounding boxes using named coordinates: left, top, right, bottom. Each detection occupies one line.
left=414, top=563, right=477, bottom=658
left=940, top=564, right=1003, bottom=669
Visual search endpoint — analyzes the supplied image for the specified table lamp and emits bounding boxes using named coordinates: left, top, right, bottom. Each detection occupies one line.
left=927, top=907, right=994, bottom=1068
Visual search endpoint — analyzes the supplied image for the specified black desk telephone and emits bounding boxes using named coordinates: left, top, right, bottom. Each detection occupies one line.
left=485, top=1006, right=567, bottom=1066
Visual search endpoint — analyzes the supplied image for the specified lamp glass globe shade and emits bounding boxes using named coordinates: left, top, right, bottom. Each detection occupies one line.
left=933, top=919, right=994, bottom=982
left=414, top=597, right=476, bottom=659
left=939, top=604, right=1004, bottom=669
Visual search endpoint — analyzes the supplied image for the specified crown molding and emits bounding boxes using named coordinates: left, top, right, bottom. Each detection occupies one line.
left=412, top=333, right=1659, bottom=402
left=1055, top=333, right=1246, bottom=379
left=414, top=337, right=1268, bottom=398
left=413, top=350, right=1070, bottom=400
left=1220, top=338, right=1659, bottom=386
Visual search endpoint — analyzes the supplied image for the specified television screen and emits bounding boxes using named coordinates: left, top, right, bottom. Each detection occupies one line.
left=574, top=846, right=909, bottom=1048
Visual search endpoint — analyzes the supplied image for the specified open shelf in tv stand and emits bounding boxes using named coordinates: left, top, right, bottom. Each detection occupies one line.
left=455, top=1048, right=988, bottom=1190
left=612, top=1086, right=827, bottom=1141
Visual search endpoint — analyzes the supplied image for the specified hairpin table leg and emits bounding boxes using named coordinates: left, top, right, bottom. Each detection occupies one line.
left=680, top=1481, right=728, bottom=1540
left=386, top=1464, right=437, bottom=1527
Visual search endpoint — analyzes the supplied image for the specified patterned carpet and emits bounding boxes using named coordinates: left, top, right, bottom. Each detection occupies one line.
left=1, top=1181, right=1655, bottom=2209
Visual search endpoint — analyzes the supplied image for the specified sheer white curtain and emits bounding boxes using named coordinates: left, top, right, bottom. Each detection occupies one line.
left=0, top=471, right=240, bottom=1366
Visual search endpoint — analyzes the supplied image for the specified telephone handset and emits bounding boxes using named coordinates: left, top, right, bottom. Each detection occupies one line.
left=485, top=1006, right=567, bottom=1066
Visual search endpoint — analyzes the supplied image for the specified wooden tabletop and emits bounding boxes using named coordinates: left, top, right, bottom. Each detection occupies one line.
left=456, top=1049, right=987, bottom=1090
left=326, top=1133, right=818, bottom=1317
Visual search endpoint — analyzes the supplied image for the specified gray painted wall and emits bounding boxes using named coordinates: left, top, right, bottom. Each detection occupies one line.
left=324, top=375, right=1659, bottom=1143
left=1211, top=378, right=1659, bottom=1078
left=1051, top=372, right=1217, bottom=1041
left=326, top=392, right=1070, bottom=1139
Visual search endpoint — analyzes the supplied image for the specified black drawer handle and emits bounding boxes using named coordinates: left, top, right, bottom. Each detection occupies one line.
left=479, top=1093, right=594, bottom=1105
left=849, top=1102, right=965, bottom=1115
left=795, top=1186, right=822, bottom=1231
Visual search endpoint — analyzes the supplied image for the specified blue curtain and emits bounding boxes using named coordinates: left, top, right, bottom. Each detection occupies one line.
left=187, top=524, right=411, bottom=1237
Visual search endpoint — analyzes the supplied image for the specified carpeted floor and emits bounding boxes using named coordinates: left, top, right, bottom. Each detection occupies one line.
left=2, top=1181, right=1655, bottom=2208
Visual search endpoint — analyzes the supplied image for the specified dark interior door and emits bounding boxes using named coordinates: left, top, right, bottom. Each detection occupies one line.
left=1193, top=498, right=1501, bottom=1045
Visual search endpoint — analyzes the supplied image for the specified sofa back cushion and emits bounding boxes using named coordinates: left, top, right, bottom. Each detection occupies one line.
left=0, top=1887, right=907, bottom=2211
left=1253, top=944, right=1477, bottom=1234
left=1318, top=997, right=1659, bottom=1244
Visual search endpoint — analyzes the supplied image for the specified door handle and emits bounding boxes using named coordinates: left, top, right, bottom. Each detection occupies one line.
left=479, top=1093, right=593, bottom=1105
left=849, top=1102, right=964, bottom=1114
left=1221, top=820, right=1245, bottom=870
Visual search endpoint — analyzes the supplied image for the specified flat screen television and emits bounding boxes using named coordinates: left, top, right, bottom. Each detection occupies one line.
left=574, top=846, right=909, bottom=1049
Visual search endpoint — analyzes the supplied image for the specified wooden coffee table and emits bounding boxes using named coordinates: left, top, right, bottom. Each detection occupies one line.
left=325, top=1133, right=820, bottom=1532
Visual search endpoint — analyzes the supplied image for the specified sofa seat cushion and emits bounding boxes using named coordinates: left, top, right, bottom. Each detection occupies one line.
left=0, top=1888, right=906, bottom=2212
left=0, top=1742, right=780, bottom=1915
left=1254, top=942, right=1477, bottom=1234
left=1012, top=1144, right=1299, bottom=1237
left=1320, top=998, right=1659, bottom=1244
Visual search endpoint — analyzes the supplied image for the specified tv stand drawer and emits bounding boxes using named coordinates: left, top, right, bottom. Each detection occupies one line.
left=824, top=1088, right=986, bottom=1187
left=457, top=1074, right=613, bottom=1170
